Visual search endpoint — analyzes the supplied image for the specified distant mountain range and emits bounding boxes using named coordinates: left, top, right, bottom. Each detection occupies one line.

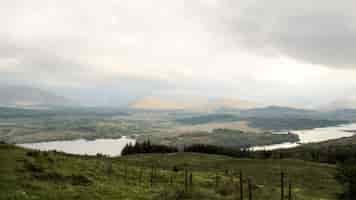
left=323, top=96, right=356, bottom=110
left=1, top=84, right=355, bottom=113
left=239, top=106, right=316, bottom=118
left=1, top=85, right=356, bottom=122
left=129, top=96, right=259, bottom=111
left=0, top=85, right=73, bottom=107
left=130, top=95, right=356, bottom=114
left=239, top=106, right=356, bottom=121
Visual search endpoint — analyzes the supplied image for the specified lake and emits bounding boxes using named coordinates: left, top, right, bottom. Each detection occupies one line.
left=17, top=137, right=135, bottom=157
left=251, top=123, right=356, bottom=151
left=17, top=123, right=356, bottom=155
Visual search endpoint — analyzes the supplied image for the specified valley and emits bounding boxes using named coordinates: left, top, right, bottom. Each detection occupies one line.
left=2, top=1, right=356, bottom=199
left=1, top=106, right=353, bottom=148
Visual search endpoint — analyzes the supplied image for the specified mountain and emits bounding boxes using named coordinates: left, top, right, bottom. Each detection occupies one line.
left=0, top=85, right=73, bottom=107
left=129, top=96, right=259, bottom=111
left=129, top=96, right=193, bottom=110
left=204, top=98, right=259, bottom=110
left=240, top=106, right=356, bottom=121
left=324, top=96, right=356, bottom=110
left=241, top=106, right=316, bottom=118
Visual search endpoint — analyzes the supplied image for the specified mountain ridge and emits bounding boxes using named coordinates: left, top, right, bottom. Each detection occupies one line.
left=129, top=96, right=259, bottom=111
left=0, top=85, right=73, bottom=107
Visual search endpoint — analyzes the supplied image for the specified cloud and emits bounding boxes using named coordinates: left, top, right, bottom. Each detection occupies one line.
left=0, top=0, right=356, bottom=107
left=206, top=0, right=356, bottom=69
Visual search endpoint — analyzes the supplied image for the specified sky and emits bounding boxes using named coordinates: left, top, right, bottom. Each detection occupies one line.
left=0, top=0, right=356, bottom=107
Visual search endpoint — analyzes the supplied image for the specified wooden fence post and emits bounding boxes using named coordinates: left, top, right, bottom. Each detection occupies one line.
left=240, top=170, right=244, bottom=200
left=281, top=172, right=285, bottom=200
left=215, top=171, right=219, bottom=190
left=288, top=181, right=292, bottom=200
left=189, top=172, right=193, bottom=187
left=184, top=168, right=188, bottom=193
left=248, top=177, right=252, bottom=200
left=150, top=165, right=154, bottom=187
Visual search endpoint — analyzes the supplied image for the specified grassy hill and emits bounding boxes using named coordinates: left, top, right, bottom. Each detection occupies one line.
left=0, top=143, right=341, bottom=200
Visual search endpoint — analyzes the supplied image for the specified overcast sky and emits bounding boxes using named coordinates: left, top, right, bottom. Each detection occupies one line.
left=0, top=0, right=355, bottom=107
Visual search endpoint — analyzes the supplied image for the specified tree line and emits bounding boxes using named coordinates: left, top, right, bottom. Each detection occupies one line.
left=121, top=140, right=178, bottom=155
left=122, top=141, right=356, bottom=164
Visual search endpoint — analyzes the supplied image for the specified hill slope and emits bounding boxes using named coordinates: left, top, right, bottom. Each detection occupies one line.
left=0, top=143, right=341, bottom=200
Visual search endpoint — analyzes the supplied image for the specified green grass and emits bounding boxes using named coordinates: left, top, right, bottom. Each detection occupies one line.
left=0, top=143, right=342, bottom=200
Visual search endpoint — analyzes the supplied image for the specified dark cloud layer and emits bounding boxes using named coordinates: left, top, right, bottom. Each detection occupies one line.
left=0, top=37, right=86, bottom=76
left=211, top=0, right=356, bottom=69
left=0, top=0, right=356, bottom=107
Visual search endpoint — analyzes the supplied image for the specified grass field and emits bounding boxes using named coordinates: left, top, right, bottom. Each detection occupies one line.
left=0, top=143, right=341, bottom=200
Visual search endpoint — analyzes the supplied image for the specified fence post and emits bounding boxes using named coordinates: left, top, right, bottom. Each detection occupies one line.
left=189, top=172, right=193, bottom=187
left=288, top=181, right=292, bottom=200
left=150, top=165, right=154, bottom=187
left=281, top=172, right=285, bottom=200
left=240, top=170, right=243, bottom=200
left=248, top=177, right=252, bottom=200
left=184, top=168, right=188, bottom=193
left=215, top=171, right=219, bottom=190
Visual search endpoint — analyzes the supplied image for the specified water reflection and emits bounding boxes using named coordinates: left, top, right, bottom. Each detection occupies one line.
left=18, top=137, right=136, bottom=157
left=252, top=123, right=356, bottom=151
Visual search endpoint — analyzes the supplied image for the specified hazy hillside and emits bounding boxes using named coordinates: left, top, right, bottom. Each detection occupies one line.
left=204, top=98, right=259, bottom=110
left=0, top=85, right=72, bottom=107
left=130, top=96, right=192, bottom=110
left=175, top=106, right=353, bottom=131
left=324, top=96, right=356, bottom=110
left=239, top=106, right=317, bottom=118
left=130, top=96, right=259, bottom=111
